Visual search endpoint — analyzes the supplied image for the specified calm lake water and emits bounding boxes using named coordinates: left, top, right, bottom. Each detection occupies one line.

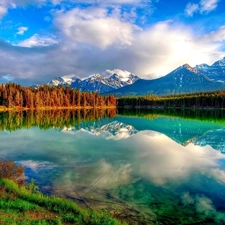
left=1, top=109, right=225, bottom=224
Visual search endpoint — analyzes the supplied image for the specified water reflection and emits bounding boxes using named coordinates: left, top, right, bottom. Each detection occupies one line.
left=0, top=109, right=117, bottom=131
left=1, top=110, right=225, bottom=224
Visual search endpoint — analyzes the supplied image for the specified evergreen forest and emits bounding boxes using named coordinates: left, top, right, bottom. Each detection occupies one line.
left=0, top=83, right=117, bottom=109
left=118, top=90, right=225, bottom=109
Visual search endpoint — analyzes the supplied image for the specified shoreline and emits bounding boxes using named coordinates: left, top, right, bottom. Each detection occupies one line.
left=0, top=106, right=116, bottom=112
left=118, top=105, right=225, bottom=110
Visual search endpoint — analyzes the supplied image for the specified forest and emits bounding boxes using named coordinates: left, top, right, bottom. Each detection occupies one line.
left=0, top=83, right=117, bottom=109
left=1, top=83, right=225, bottom=110
left=117, top=90, right=225, bottom=109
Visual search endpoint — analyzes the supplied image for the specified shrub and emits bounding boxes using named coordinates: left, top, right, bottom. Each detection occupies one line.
left=0, top=160, right=24, bottom=182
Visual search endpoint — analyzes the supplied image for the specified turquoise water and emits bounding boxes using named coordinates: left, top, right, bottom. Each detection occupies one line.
left=1, top=110, right=225, bottom=224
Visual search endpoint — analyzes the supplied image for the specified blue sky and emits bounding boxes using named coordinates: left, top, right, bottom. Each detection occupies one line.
left=0, top=0, right=224, bottom=85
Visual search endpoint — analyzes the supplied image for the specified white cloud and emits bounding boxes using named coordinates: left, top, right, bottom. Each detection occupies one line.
left=18, top=160, right=57, bottom=172
left=17, top=26, right=28, bottom=35
left=181, top=193, right=218, bottom=216
left=54, top=0, right=144, bottom=5
left=54, top=7, right=225, bottom=79
left=201, top=25, right=225, bottom=42
left=123, top=21, right=223, bottom=77
left=185, top=3, right=199, bottom=16
left=0, top=3, right=224, bottom=84
left=196, top=196, right=215, bottom=213
left=0, top=20, right=224, bottom=84
left=17, top=34, right=58, bottom=47
left=130, top=130, right=225, bottom=186
left=0, top=0, right=53, bottom=19
left=200, top=0, right=219, bottom=13
left=0, top=5, right=7, bottom=19
left=55, top=7, right=137, bottom=49
left=0, top=74, right=14, bottom=83
left=185, top=0, right=219, bottom=16
left=0, top=0, right=154, bottom=20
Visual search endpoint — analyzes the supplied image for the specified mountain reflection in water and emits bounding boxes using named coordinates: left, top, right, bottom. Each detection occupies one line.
left=1, top=109, right=225, bottom=224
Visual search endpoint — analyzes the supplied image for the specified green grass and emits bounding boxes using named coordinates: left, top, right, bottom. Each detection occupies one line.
left=0, top=179, right=127, bottom=225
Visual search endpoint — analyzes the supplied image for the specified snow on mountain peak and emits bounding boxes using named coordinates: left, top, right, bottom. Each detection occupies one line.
left=47, top=74, right=80, bottom=86
left=212, top=57, right=225, bottom=66
left=85, top=73, right=103, bottom=80
left=105, top=69, right=135, bottom=82
left=46, top=69, right=140, bottom=93
left=61, top=74, right=80, bottom=83
left=62, top=74, right=79, bottom=79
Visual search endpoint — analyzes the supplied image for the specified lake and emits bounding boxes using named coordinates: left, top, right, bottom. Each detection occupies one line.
left=1, top=109, right=225, bottom=225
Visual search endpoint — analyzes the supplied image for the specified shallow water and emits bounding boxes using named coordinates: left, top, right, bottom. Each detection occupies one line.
left=1, top=110, right=225, bottom=224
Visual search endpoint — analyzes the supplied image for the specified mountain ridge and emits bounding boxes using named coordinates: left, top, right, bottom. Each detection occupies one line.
left=195, top=57, right=225, bottom=82
left=47, top=70, right=140, bottom=94
left=34, top=57, right=225, bottom=95
left=107, top=62, right=225, bottom=96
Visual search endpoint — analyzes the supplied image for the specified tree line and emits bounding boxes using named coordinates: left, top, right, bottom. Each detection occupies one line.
left=0, top=83, right=117, bottom=109
left=118, top=91, right=225, bottom=109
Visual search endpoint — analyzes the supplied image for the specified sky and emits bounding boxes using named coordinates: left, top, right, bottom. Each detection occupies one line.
left=0, top=0, right=225, bottom=85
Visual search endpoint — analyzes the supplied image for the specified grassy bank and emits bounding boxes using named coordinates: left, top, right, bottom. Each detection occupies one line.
left=0, top=179, right=126, bottom=225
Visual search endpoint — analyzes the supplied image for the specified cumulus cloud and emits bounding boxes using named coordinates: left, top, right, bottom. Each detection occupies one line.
left=181, top=193, right=215, bottom=213
left=17, top=26, right=28, bottom=35
left=16, top=34, right=58, bottom=47
left=185, top=0, right=219, bottom=16
left=0, top=0, right=155, bottom=21
left=200, top=0, right=219, bottom=13
left=185, top=3, right=199, bottom=16
left=129, top=130, right=225, bottom=186
left=53, top=0, right=148, bottom=5
left=201, top=25, right=225, bottom=42
left=0, top=3, right=225, bottom=84
left=0, top=0, right=61, bottom=20
left=55, top=7, right=138, bottom=49
left=0, top=5, right=7, bottom=19
left=123, top=21, right=224, bottom=77
left=0, top=20, right=225, bottom=84
left=54, top=8, right=225, bottom=78
left=18, top=160, right=57, bottom=172
left=181, top=192, right=225, bottom=222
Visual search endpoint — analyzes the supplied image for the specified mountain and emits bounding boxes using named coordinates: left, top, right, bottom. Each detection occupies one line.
left=71, top=73, right=115, bottom=93
left=60, top=120, right=138, bottom=140
left=47, top=74, right=81, bottom=86
left=107, top=64, right=225, bottom=96
left=195, top=57, right=225, bottom=82
left=194, top=129, right=225, bottom=154
left=60, top=115, right=225, bottom=153
left=47, top=70, right=140, bottom=94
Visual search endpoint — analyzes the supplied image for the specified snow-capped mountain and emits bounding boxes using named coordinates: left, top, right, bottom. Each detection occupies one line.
left=46, top=70, right=140, bottom=94
left=60, top=120, right=138, bottom=140
left=36, top=57, right=225, bottom=96
left=107, top=73, right=139, bottom=89
left=195, top=57, right=225, bottom=82
left=194, top=129, right=225, bottom=154
left=47, top=74, right=81, bottom=86
left=71, top=73, right=115, bottom=93
left=108, top=63, right=225, bottom=96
